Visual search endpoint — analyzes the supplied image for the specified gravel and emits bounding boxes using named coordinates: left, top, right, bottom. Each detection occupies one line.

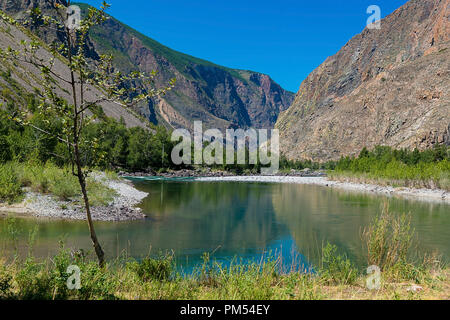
left=23, top=173, right=149, bottom=221
left=194, top=176, right=450, bottom=203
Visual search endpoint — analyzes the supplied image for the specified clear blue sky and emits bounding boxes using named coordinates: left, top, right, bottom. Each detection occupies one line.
left=78, top=0, right=409, bottom=92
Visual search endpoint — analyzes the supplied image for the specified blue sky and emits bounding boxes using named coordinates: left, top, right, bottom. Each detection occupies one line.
left=78, top=0, right=409, bottom=92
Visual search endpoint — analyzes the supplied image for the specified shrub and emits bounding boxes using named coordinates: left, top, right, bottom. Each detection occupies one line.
left=14, top=258, right=53, bottom=300
left=104, top=169, right=119, bottom=181
left=128, top=253, right=174, bottom=282
left=363, top=204, right=413, bottom=271
left=26, top=164, right=50, bottom=194
left=0, top=265, right=13, bottom=298
left=46, top=164, right=80, bottom=200
left=0, top=163, right=22, bottom=203
left=332, top=145, right=450, bottom=190
left=319, top=243, right=358, bottom=285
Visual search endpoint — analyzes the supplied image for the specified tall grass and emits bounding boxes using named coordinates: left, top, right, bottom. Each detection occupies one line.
left=16, top=162, right=80, bottom=199
left=0, top=161, right=117, bottom=206
left=362, top=204, right=443, bottom=283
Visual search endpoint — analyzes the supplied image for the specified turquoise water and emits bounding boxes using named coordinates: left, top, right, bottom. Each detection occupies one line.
left=1, top=179, right=449, bottom=272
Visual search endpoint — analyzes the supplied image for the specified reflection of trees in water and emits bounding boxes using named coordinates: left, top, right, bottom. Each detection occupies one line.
left=271, top=184, right=450, bottom=267
left=0, top=218, right=92, bottom=259
left=136, top=181, right=254, bottom=217
left=0, top=181, right=285, bottom=260
left=125, top=181, right=285, bottom=257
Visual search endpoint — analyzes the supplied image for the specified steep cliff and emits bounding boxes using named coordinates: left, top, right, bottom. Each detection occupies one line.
left=0, top=0, right=294, bottom=131
left=276, top=0, right=450, bottom=161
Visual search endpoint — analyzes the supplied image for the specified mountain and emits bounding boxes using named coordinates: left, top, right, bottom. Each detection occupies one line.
left=0, top=0, right=294, bottom=131
left=0, top=4, right=147, bottom=128
left=276, top=0, right=450, bottom=161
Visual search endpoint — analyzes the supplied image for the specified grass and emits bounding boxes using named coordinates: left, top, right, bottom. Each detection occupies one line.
left=0, top=248, right=446, bottom=300
left=0, top=161, right=117, bottom=207
left=0, top=207, right=448, bottom=300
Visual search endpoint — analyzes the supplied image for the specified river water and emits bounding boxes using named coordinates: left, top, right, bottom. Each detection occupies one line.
left=1, top=179, right=449, bottom=272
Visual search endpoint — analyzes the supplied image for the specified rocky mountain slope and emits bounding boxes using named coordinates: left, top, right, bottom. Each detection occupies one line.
left=0, top=8, right=146, bottom=128
left=276, top=0, right=450, bottom=161
left=0, top=0, right=294, bottom=131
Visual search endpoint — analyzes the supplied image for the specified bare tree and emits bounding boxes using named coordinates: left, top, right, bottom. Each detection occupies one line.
left=0, top=1, right=175, bottom=266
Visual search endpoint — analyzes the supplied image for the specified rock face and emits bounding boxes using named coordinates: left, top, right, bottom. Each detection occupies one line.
left=87, top=7, right=294, bottom=130
left=276, top=0, right=450, bottom=161
left=1, top=0, right=294, bottom=131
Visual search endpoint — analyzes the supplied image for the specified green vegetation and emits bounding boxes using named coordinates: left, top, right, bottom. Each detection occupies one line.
left=1, top=100, right=448, bottom=194
left=0, top=161, right=116, bottom=206
left=0, top=105, right=177, bottom=174
left=362, top=204, right=440, bottom=283
left=127, top=252, right=174, bottom=282
left=0, top=163, right=22, bottom=204
left=1, top=101, right=448, bottom=189
left=330, top=145, right=450, bottom=190
left=319, top=243, right=358, bottom=285
left=0, top=208, right=447, bottom=300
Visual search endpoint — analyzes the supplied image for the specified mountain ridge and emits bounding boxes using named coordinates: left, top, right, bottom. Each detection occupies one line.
left=276, top=0, right=450, bottom=161
left=0, top=0, right=294, bottom=131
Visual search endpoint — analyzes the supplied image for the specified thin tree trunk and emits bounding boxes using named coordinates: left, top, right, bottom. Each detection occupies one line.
left=74, top=143, right=105, bottom=267
left=65, top=22, right=105, bottom=267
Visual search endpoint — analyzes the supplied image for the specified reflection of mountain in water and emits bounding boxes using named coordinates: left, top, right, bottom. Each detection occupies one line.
left=271, top=184, right=375, bottom=266
left=110, top=181, right=287, bottom=258
left=271, top=184, right=450, bottom=267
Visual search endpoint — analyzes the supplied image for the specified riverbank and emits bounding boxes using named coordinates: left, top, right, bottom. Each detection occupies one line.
left=122, top=168, right=327, bottom=178
left=0, top=173, right=148, bottom=221
left=192, top=176, right=450, bottom=203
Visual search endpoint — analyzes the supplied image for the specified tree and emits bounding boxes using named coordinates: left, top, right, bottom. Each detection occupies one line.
left=0, top=1, right=175, bottom=266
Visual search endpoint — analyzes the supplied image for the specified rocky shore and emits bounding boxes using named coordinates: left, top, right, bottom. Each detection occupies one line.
left=122, top=170, right=449, bottom=203
left=0, top=173, right=149, bottom=221
left=122, top=168, right=327, bottom=178
left=194, top=176, right=450, bottom=203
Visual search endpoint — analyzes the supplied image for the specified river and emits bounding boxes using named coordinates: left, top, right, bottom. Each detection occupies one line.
left=1, top=179, right=449, bottom=272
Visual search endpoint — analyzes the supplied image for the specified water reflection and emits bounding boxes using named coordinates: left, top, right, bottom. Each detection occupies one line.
left=0, top=180, right=449, bottom=271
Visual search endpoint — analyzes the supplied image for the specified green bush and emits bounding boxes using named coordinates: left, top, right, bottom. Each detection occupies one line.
left=333, top=145, right=450, bottom=190
left=9, top=244, right=117, bottom=300
left=320, top=243, right=358, bottom=285
left=128, top=253, right=174, bottom=282
left=19, top=163, right=50, bottom=194
left=14, top=258, right=53, bottom=300
left=0, top=161, right=118, bottom=206
left=45, top=164, right=80, bottom=200
left=0, top=163, right=22, bottom=203
left=0, top=266, right=13, bottom=298
left=77, top=262, right=117, bottom=300
left=363, top=205, right=413, bottom=271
